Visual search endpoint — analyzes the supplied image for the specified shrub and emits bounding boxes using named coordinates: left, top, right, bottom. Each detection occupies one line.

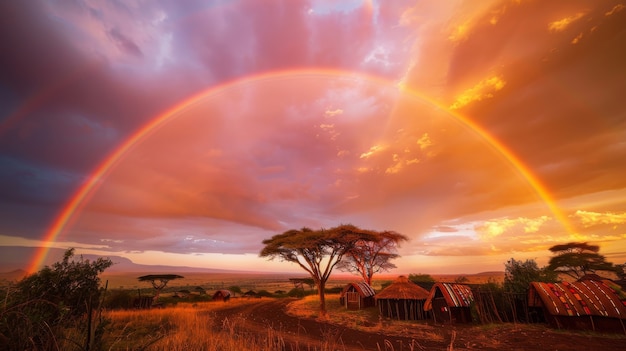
left=0, top=248, right=112, bottom=350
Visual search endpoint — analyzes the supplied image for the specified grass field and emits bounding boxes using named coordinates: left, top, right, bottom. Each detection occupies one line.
left=100, top=271, right=505, bottom=294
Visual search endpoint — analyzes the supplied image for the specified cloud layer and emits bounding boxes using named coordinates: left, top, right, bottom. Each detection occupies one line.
left=1, top=0, right=625, bottom=273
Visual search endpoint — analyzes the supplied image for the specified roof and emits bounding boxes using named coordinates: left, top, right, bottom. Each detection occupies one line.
left=529, top=280, right=626, bottom=318
left=341, top=282, right=376, bottom=297
left=424, top=283, right=474, bottom=311
left=375, top=276, right=429, bottom=300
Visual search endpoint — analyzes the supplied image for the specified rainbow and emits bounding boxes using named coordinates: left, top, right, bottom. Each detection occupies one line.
left=0, top=63, right=95, bottom=138
left=27, top=68, right=575, bottom=273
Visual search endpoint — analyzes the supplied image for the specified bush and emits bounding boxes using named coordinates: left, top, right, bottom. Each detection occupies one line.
left=0, top=248, right=112, bottom=350
left=104, top=289, right=135, bottom=310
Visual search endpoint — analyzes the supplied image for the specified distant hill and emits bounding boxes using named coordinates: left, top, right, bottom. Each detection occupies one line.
left=0, top=246, right=272, bottom=276
left=0, top=269, right=27, bottom=283
left=101, top=255, right=256, bottom=274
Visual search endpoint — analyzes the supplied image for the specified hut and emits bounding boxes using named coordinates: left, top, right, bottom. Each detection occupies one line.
left=424, top=282, right=474, bottom=324
left=528, top=280, right=626, bottom=334
left=212, top=289, right=231, bottom=302
left=376, top=276, right=430, bottom=320
left=339, top=282, right=376, bottom=310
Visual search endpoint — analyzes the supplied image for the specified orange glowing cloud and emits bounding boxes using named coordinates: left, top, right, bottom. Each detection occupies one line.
left=449, top=76, right=506, bottom=110
left=548, top=12, right=586, bottom=32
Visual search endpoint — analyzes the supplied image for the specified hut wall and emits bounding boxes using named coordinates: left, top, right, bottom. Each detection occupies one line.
left=341, top=283, right=376, bottom=310
left=542, top=308, right=626, bottom=334
left=344, top=291, right=375, bottom=310
left=431, top=298, right=471, bottom=324
left=377, top=298, right=429, bottom=320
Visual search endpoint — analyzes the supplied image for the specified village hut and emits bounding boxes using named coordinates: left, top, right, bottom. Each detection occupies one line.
left=339, top=282, right=376, bottom=310
left=424, top=282, right=475, bottom=324
left=376, top=276, right=430, bottom=320
left=212, top=289, right=231, bottom=302
left=528, top=280, right=626, bottom=334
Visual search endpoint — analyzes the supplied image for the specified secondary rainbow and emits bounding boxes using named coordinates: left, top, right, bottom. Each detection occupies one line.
left=27, top=68, right=575, bottom=273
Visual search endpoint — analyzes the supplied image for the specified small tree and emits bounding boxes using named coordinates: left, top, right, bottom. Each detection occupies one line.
left=504, top=258, right=557, bottom=294
left=337, top=230, right=408, bottom=285
left=228, top=286, right=243, bottom=296
left=260, top=224, right=376, bottom=316
left=616, top=263, right=626, bottom=281
left=547, top=242, right=617, bottom=280
left=408, top=273, right=436, bottom=283
left=455, top=276, right=469, bottom=284
left=138, top=274, right=184, bottom=301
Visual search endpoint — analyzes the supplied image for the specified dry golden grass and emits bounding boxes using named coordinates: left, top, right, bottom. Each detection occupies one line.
left=102, top=299, right=284, bottom=350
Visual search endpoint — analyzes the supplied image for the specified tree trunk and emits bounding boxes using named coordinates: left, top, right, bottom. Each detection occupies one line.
left=318, top=280, right=327, bottom=317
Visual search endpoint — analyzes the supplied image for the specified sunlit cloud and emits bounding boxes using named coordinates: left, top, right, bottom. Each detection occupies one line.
left=476, top=216, right=550, bottom=239
left=359, top=145, right=385, bottom=159
left=449, top=76, right=506, bottom=110
left=325, top=109, right=343, bottom=117
left=417, top=133, right=433, bottom=150
left=2, top=0, right=626, bottom=274
left=548, top=12, right=586, bottom=32
left=573, top=210, right=626, bottom=227
left=605, top=4, right=625, bottom=16
left=449, top=22, right=471, bottom=42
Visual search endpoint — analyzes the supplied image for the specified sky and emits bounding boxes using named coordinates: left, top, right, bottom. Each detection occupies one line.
left=1, top=0, right=626, bottom=276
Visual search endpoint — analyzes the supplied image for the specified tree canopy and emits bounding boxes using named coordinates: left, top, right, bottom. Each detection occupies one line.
left=408, top=273, right=436, bottom=283
left=259, top=224, right=378, bottom=316
left=337, top=229, right=407, bottom=285
left=547, top=242, right=617, bottom=280
left=504, top=258, right=557, bottom=294
left=138, top=274, right=184, bottom=301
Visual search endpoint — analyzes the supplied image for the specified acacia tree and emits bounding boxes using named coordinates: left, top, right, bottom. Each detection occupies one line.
left=259, top=224, right=377, bottom=316
left=547, top=242, right=617, bottom=280
left=138, top=274, right=184, bottom=301
left=337, top=230, right=407, bottom=285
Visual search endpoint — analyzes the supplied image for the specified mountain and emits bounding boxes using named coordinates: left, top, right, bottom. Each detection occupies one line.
left=0, top=269, right=27, bottom=282
left=0, top=246, right=263, bottom=275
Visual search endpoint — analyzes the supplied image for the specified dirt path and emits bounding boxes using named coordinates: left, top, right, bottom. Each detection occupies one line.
left=207, top=298, right=626, bottom=351
left=209, top=299, right=431, bottom=350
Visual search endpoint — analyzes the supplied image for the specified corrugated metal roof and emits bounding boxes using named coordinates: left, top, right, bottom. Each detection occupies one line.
left=424, top=282, right=474, bottom=311
left=342, top=281, right=376, bottom=297
left=529, top=280, right=626, bottom=318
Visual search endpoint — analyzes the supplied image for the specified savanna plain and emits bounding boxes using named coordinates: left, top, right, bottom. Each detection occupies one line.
left=62, top=271, right=626, bottom=351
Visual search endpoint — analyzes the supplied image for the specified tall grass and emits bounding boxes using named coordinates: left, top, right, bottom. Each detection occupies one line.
left=101, top=299, right=339, bottom=351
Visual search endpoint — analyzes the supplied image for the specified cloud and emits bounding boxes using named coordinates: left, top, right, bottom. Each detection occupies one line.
left=476, top=216, right=550, bottom=239
left=1, top=1, right=626, bottom=271
left=573, top=210, right=626, bottom=227
left=449, top=76, right=506, bottom=110
left=548, top=12, right=586, bottom=32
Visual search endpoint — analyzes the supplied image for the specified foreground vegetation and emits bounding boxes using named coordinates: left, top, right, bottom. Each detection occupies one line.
left=102, top=299, right=290, bottom=351
left=2, top=241, right=624, bottom=350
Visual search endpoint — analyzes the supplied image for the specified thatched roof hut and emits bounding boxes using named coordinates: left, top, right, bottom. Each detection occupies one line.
left=339, top=282, right=376, bottom=310
left=528, top=280, right=626, bottom=333
left=376, top=276, right=430, bottom=320
left=424, top=282, right=475, bottom=324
